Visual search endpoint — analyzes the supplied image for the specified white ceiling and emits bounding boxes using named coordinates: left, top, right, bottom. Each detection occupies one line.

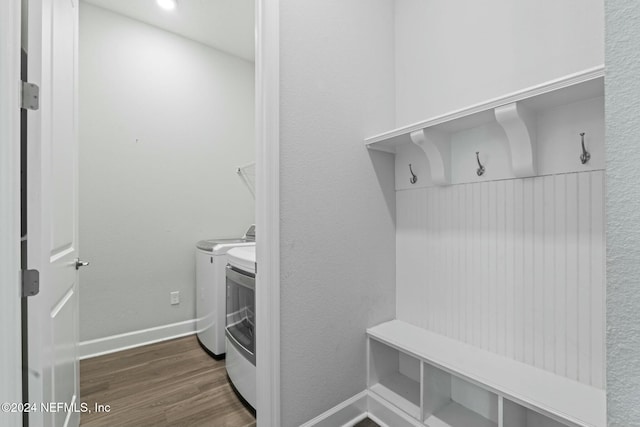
left=82, top=0, right=255, bottom=61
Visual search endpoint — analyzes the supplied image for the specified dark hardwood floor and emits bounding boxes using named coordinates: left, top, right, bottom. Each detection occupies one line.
left=80, top=335, right=256, bottom=427
left=353, top=418, right=380, bottom=427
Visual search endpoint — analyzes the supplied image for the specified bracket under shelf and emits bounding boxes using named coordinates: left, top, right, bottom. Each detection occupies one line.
left=364, top=67, right=603, bottom=187
left=409, top=129, right=450, bottom=186
left=494, top=102, right=536, bottom=177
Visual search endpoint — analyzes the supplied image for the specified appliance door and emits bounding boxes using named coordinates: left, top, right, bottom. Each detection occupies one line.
left=225, top=265, right=255, bottom=365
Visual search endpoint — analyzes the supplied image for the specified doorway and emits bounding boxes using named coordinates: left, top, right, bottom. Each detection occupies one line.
left=11, top=0, right=281, bottom=425
left=1, top=0, right=280, bottom=425
left=77, top=0, right=256, bottom=424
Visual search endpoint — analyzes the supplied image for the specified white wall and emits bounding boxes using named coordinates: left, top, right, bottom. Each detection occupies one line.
left=395, top=0, right=604, bottom=126
left=605, top=0, right=640, bottom=424
left=279, top=0, right=396, bottom=425
left=78, top=3, right=255, bottom=342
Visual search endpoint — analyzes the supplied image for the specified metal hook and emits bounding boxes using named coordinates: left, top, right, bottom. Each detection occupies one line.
left=409, top=164, right=418, bottom=184
left=579, top=132, right=590, bottom=164
left=476, top=152, right=485, bottom=176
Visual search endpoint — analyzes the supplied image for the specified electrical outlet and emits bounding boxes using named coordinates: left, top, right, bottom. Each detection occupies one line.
left=170, top=291, right=180, bottom=305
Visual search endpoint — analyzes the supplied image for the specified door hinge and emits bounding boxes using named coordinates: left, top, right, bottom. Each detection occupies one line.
left=21, top=82, right=40, bottom=110
left=22, top=269, right=40, bottom=297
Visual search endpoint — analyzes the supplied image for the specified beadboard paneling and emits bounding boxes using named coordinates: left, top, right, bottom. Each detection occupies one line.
left=396, top=171, right=605, bottom=388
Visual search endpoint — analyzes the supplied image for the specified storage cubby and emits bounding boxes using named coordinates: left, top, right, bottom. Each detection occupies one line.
left=423, top=363, right=498, bottom=427
left=366, top=320, right=606, bottom=427
left=368, top=338, right=421, bottom=419
left=502, top=399, right=573, bottom=427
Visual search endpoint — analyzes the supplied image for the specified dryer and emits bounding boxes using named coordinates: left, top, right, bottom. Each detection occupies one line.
left=195, top=225, right=255, bottom=358
left=225, top=245, right=257, bottom=409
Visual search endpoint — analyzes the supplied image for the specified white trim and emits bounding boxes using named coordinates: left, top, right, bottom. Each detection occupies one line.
left=366, top=393, right=424, bottom=427
left=299, top=391, right=369, bottom=427
left=365, top=65, right=605, bottom=145
left=79, top=319, right=196, bottom=360
left=348, top=414, right=369, bottom=426
left=366, top=413, right=389, bottom=427
left=0, top=0, right=23, bottom=426
left=255, top=0, right=280, bottom=426
left=298, top=391, right=429, bottom=427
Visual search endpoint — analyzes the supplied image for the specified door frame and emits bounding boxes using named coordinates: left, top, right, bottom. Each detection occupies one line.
left=255, top=0, right=281, bottom=425
left=0, top=0, right=24, bottom=426
left=2, top=0, right=282, bottom=426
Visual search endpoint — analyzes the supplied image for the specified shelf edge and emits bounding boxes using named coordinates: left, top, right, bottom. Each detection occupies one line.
left=364, top=65, right=605, bottom=147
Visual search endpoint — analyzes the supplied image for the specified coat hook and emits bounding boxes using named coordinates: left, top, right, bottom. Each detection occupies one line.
left=409, top=164, right=418, bottom=184
left=476, top=152, right=485, bottom=176
left=579, top=132, right=591, bottom=164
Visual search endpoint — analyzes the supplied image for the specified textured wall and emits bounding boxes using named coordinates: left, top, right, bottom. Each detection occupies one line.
left=279, top=0, right=396, bottom=425
left=395, top=0, right=604, bottom=126
left=605, top=0, right=640, bottom=425
left=79, top=4, right=255, bottom=341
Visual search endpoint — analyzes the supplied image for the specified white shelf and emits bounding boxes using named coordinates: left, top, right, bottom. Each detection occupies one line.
left=425, top=401, right=497, bottom=427
left=364, top=66, right=604, bottom=184
left=367, top=320, right=606, bottom=427
left=503, top=398, right=572, bottom=427
left=364, top=67, right=603, bottom=150
left=370, top=373, right=421, bottom=419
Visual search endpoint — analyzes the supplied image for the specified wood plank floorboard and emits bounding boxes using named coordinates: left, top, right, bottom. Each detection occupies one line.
left=80, top=335, right=256, bottom=427
left=353, top=419, right=379, bottom=427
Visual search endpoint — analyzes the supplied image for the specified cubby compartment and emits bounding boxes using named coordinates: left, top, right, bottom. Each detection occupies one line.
left=502, top=399, right=573, bottom=427
left=367, top=320, right=606, bottom=427
left=368, top=338, right=421, bottom=419
left=422, top=363, right=498, bottom=427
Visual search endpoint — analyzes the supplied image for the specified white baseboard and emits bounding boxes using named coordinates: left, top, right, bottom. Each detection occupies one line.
left=299, top=391, right=369, bottom=427
left=366, top=392, right=423, bottom=427
left=79, top=319, right=197, bottom=360
left=300, top=390, right=425, bottom=427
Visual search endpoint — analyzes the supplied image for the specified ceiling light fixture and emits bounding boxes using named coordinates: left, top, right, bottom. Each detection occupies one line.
left=156, top=0, right=177, bottom=11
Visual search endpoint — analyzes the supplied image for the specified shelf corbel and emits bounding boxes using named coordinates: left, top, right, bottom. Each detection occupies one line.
left=494, top=102, right=536, bottom=177
left=409, top=129, right=450, bottom=185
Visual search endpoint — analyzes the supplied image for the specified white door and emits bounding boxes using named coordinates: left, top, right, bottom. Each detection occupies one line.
left=26, top=0, right=81, bottom=426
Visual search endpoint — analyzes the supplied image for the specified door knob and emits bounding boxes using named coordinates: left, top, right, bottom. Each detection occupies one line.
left=75, top=258, right=90, bottom=270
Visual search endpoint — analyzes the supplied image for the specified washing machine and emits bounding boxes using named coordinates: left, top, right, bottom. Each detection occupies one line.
left=225, top=245, right=257, bottom=409
left=195, top=225, right=255, bottom=358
